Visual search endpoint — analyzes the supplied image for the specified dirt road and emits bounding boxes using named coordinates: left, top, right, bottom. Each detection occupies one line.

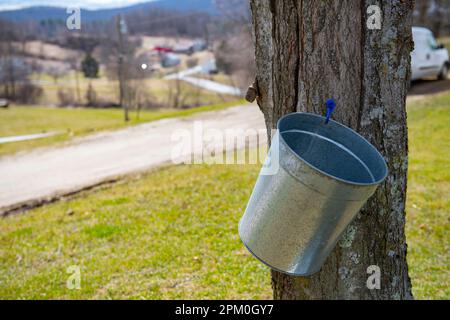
left=1, top=79, right=448, bottom=215
left=0, top=105, right=266, bottom=214
left=409, top=78, right=450, bottom=96
left=164, top=60, right=242, bottom=96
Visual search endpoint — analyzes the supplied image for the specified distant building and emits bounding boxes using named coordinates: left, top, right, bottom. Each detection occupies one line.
left=192, top=40, right=207, bottom=52
left=202, top=59, right=218, bottom=74
left=161, top=53, right=181, bottom=68
left=173, top=44, right=194, bottom=55
left=173, top=39, right=207, bottom=55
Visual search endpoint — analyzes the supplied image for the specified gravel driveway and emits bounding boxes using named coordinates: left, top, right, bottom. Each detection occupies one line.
left=0, top=105, right=265, bottom=214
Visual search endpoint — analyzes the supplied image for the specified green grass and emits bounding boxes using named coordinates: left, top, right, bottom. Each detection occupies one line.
left=439, top=37, right=450, bottom=52
left=0, top=164, right=270, bottom=299
left=0, top=100, right=245, bottom=158
left=0, top=92, right=448, bottom=299
left=405, top=92, right=450, bottom=299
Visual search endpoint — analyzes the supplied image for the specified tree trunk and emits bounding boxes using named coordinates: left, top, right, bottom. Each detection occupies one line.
left=250, top=0, right=414, bottom=300
left=416, top=0, right=429, bottom=26
left=431, top=0, right=444, bottom=38
left=75, top=67, right=81, bottom=104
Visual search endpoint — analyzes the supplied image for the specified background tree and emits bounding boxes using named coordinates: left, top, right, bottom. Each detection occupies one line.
left=81, top=53, right=99, bottom=79
left=85, top=82, right=97, bottom=107
left=0, top=19, right=19, bottom=99
left=213, top=0, right=255, bottom=91
left=68, top=56, right=82, bottom=104
left=416, top=0, right=430, bottom=26
left=215, top=32, right=255, bottom=90
left=166, top=69, right=189, bottom=109
left=413, top=0, right=450, bottom=37
left=57, top=87, right=75, bottom=107
left=0, top=19, right=42, bottom=104
left=46, top=64, right=68, bottom=84
left=249, top=0, right=414, bottom=299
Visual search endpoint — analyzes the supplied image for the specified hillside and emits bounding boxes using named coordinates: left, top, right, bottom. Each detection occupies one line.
left=0, top=0, right=218, bottom=22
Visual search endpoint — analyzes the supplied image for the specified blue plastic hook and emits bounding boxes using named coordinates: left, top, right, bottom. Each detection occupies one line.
left=325, top=99, right=336, bottom=124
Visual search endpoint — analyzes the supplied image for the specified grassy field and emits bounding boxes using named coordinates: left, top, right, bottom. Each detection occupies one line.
left=405, top=91, right=450, bottom=299
left=0, top=92, right=448, bottom=299
left=0, top=100, right=244, bottom=158
left=32, top=71, right=236, bottom=108
left=23, top=38, right=232, bottom=108
left=0, top=164, right=269, bottom=299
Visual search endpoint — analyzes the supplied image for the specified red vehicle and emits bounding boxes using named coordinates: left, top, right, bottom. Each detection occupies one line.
left=153, top=46, right=173, bottom=53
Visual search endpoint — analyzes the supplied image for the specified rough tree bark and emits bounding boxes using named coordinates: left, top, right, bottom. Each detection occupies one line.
left=250, top=0, right=414, bottom=299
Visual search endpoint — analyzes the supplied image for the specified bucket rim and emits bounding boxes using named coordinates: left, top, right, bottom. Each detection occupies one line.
left=277, top=112, right=389, bottom=187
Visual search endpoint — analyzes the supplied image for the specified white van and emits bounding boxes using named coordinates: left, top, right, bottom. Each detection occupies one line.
left=411, top=27, right=449, bottom=81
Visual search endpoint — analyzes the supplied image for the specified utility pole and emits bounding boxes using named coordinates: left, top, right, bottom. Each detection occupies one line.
left=70, top=58, right=81, bottom=104
left=75, top=67, right=81, bottom=103
left=7, top=38, right=15, bottom=99
left=116, top=14, right=129, bottom=122
left=203, top=22, right=210, bottom=50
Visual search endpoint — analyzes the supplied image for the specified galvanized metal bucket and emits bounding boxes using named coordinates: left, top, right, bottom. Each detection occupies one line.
left=239, top=112, right=388, bottom=276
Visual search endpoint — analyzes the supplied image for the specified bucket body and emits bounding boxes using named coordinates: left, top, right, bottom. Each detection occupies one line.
left=239, top=112, right=388, bottom=276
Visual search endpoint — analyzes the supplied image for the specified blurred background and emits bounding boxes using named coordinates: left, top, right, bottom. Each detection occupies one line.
left=0, top=0, right=448, bottom=118
left=0, top=0, right=254, bottom=115
left=0, top=0, right=448, bottom=300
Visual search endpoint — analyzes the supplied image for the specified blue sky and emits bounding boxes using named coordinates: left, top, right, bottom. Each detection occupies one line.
left=0, top=0, right=154, bottom=11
